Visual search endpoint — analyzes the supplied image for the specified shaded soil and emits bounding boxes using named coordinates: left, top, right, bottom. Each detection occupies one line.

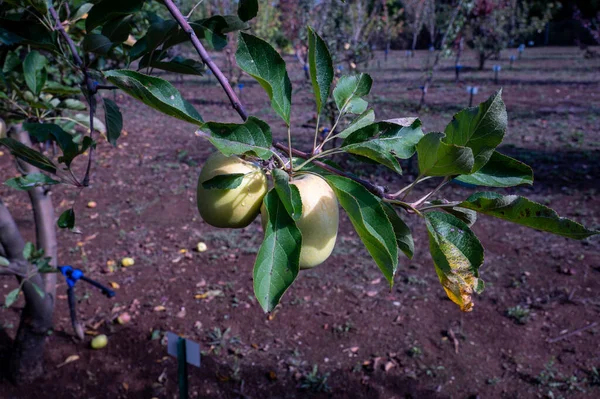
left=1, top=46, right=599, bottom=399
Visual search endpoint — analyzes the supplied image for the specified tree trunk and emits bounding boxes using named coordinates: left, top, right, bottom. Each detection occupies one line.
left=478, top=52, right=486, bottom=70
left=0, top=127, right=57, bottom=383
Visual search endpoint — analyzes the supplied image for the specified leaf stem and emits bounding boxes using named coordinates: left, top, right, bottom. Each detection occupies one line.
left=411, top=176, right=451, bottom=208
left=274, top=142, right=385, bottom=197
left=312, top=113, right=321, bottom=155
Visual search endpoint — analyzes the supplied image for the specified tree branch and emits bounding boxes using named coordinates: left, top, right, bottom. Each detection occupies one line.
left=48, top=4, right=96, bottom=187
left=163, top=0, right=249, bottom=121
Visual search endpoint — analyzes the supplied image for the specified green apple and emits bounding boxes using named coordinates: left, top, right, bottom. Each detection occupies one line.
left=262, top=174, right=339, bottom=269
left=197, top=152, right=268, bottom=228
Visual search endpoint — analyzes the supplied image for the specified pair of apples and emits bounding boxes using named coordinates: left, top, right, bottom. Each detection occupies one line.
left=197, top=152, right=339, bottom=268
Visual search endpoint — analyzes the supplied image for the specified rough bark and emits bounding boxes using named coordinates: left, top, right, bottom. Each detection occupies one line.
left=1, top=127, right=57, bottom=383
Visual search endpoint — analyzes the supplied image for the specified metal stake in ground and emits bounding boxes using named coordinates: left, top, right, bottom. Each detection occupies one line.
left=493, top=65, right=501, bottom=84
left=466, top=86, right=479, bottom=107
left=510, top=55, right=516, bottom=69
left=168, top=332, right=201, bottom=399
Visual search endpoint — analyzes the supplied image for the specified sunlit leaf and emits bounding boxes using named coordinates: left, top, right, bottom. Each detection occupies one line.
left=236, top=32, right=292, bottom=125
left=307, top=27, right=333, bottom=114
left=455, top=151, right=533, bottom=187
left=325, top=175, right=398, bottom=285
left=333, top=73, right=372, bottom=114
left=254, top=190, right=302, bottom=312
left=444, top=90, right=507, bottom=173
left=272, top=169, right=302, bottom=221
left=203, top=116, right=273, bottom=160
left=417, top=132, right=474, bottom=177
left=104, top=70, right=203, bottom=126
left=460, top=192, right=599, bottom=240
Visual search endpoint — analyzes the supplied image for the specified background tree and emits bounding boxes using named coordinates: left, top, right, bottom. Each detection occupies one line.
left=465, top=0, right=560, bottom=70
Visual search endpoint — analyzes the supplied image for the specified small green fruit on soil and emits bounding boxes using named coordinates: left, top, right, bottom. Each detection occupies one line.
left=91, top=334, right=108, bottom=349
left=262, top=174, right=339, bottom=269
left=197, top=152, right=267, bottom=228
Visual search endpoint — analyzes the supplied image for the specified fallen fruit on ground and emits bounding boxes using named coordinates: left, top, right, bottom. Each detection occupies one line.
left=197, top=152, right=268, bottom=228
left=121, top=257, right=135, bottom=267
left=117, top=312, right=131, bottom=325
left=262, top=174, right=339, bottom=269
left=91, top=334, right=108, bottom=349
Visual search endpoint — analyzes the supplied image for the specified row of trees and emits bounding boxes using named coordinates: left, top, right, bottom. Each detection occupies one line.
left=186, top=1, right=559, bottom=71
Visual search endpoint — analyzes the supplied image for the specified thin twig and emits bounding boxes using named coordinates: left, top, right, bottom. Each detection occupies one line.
left=274, top=142, right=385, bottom=197
left=49, top=4, right=96, bottom=187
left=547, top=322, right=598, bottom=343
left=163, top=0, right=248, bottom=121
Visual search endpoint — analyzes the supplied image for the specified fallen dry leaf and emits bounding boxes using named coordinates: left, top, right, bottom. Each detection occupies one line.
left=57, top=355, right=80, bottom=368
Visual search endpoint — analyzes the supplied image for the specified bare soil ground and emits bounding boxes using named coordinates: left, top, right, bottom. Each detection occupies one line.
left=1, top=46, right=599, bottom=399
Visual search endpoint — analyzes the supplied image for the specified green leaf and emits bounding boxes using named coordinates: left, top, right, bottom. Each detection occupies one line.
left=101, top=15, right=132, bottom=43
left=22, top=242, right=34, bottom=260
left=82, top=33, right=113, bottom=55
left=60, top=99, right=87, bottom=111
left=342, top=119, right=424, bottom=174
left=342, top=123, right=401, bottom=173
left=201, top=173, right=246, bottom=189
left=23, top=123, right=79, bottom=166
left=72, top=3, right=94, bottom=22
left=381, top=203, right=414, bottom=259
left=238, top=0, right=259, bottom=22
left=254, top=190, right=302, bottom=312
left=333, top=73, right=372, bottom=114
left=86, top=0, right=145, bottom=32
left=26, top=0, right=48, bottom=14
left=5, top=288, right=20, bottom=308
left=104, top=70, right=204, bottom=126
left=455, top=151, right=533, bottom=187
left=23, top=51, right=47, bottom=96
left=103, top=98, right=123, bottom=146
left=444, top=89, right=507, bottom=173
left=43, top=81, right=80, bottom=95
left=272, top=169, right=302, bottom=221
left=0, top=27, right=23, bottom=46
left=139, top=54, right=205, bottom=76
left=425, top=212, right=484, bottom=312
left=57, top=208, right=75, bottom=229
left=324, top=175, right=398, bottom=285
left=4, top=173, right=60, bottom=191
left=417, top=132, right=474, bottom=177
left=307, top=27, right=333, bottom=114
left=0, top=256, right=9, bottom=267
left=3, top=51, right=21, bottom=73
left=204, top=116, right=273, bottom=160
left=430, top=201, right=478, bottom=227
left=0, top=138, right=57, bottom=174
left=130, top=18, right=178, bottom=59
left=163, top=16, right=244, bottom=52
left=236, top=32, right=292, bottom=125
left=31, top=282, right=45, bottom=298
left=337, top=109, right=375, bottom=140
left=459, top=192, right=599, bottom=240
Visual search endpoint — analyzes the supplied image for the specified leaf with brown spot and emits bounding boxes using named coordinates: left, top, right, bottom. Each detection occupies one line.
left=425, top=212, right=484, bottom=312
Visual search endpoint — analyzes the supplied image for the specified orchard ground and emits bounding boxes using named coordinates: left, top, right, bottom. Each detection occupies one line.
left=1, top=46, right=599, bottom=398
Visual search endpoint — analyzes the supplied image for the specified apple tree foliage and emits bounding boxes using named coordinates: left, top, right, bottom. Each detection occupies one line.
left=1, top=1, right=598, bottom=315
